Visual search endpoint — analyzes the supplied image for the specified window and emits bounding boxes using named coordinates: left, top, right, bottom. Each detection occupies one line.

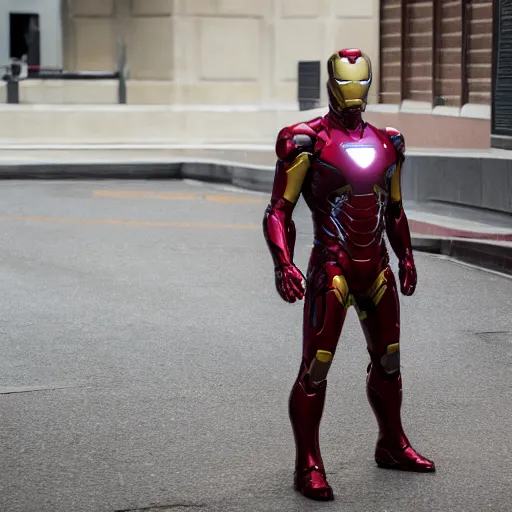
left=379, top=0, right=492, bottom=106
left=9, top=13, right=40, bottom=66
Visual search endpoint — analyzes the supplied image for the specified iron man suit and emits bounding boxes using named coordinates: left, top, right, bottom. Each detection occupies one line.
left=263, top=49, right=435, bottom=501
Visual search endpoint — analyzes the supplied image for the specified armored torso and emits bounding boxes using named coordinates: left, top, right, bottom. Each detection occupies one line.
left=301, top=119, right=398, bottom=263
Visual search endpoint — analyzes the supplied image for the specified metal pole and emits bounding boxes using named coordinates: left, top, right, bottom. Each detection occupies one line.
left=114, top=0, right=129, bottom=104
left=118, top=42, right=127, bottom=104
left=6, top=80, right=19, bottom=104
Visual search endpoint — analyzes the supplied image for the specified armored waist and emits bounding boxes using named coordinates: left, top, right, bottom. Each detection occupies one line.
left=314, top=192, right=387, bottom=254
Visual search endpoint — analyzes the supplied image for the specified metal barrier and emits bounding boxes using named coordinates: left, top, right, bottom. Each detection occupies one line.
left=1, top=45, right=128, bottom=104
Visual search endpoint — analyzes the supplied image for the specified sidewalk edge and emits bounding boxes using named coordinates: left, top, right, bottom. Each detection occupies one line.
left=0, top=161, right=276, bottom=188
left=412, top=236, right=512, bottom=276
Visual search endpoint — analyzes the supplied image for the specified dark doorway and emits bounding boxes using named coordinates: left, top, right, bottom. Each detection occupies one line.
left=9, top=13, right=40, bottom=66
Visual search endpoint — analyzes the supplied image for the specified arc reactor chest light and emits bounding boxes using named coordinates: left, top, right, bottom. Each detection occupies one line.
left=342, top=143, right=376, bottom=169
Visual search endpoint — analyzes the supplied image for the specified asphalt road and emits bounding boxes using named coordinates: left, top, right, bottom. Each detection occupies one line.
left=1, top=179, right=511, bottom=512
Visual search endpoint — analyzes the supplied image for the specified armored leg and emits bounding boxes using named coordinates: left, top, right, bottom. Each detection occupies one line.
left=290, top=263, right=348, bottom=501
left=357, top=266, right=435, bottom=472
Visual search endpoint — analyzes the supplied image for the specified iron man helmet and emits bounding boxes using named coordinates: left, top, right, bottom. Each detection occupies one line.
left=327, top=49, right=372, bottom=113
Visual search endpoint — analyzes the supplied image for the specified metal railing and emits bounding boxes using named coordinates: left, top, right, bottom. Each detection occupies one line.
left=1, top=45, right=128, bottom=104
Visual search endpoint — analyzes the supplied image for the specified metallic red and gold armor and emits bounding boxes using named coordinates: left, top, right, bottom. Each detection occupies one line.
left=263, top=49, right=434, bottom=502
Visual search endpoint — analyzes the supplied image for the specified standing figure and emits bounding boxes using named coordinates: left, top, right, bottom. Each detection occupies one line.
left=263, top=49, right=435, bottom=502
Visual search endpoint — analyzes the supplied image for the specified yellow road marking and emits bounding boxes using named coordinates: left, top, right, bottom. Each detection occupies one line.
left=0, top=215, right=258, bottom=230
left=92, top=189, right=267, bottom=204
left=93, top=190, right=198, bottom=200
left=204, top=194, right=266, bottom=204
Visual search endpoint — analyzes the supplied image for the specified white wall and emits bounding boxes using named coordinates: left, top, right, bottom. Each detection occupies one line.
left=0, top=0, right=62, bottom=68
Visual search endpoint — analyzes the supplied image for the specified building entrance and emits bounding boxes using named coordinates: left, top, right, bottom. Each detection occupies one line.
left=9, top=13, right=40, bottom=66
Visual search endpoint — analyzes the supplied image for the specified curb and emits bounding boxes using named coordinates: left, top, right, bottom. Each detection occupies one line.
left=1, top=160, right=510, bottom=276
left=411, top=236, right=512, bottom=276
left=0, top=161, right=275, bottom=191
left=0, top=163, right=182, bottom=180
left=180, top=162, right=274, bottom=192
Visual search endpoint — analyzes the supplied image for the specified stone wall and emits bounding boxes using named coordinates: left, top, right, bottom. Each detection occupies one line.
left=0, top=104, right=491, bottom=149
left=58, top=0, right=380, bottom=106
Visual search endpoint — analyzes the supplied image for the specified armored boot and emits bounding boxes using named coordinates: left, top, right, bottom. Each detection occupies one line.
left=366, top=362, right=435, bottom=472
left=289, top=363, right=334, bottom=501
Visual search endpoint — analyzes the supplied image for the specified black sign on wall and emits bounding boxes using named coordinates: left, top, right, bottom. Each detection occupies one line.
left=492, top=0, right=512, bottom=149
left=298, top=61, right=321, bottom=111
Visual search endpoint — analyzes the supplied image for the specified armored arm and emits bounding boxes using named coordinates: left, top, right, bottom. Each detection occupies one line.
left=384, top=128, right=416, bottom=296
left=263, top=123, right=316, bottom=302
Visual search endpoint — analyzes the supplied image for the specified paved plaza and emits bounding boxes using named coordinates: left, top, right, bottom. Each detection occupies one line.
left=1, top=180, right=511, bottom=512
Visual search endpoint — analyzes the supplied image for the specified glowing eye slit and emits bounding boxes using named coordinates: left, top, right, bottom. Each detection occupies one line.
left=335, top=79, right=372, bottom=86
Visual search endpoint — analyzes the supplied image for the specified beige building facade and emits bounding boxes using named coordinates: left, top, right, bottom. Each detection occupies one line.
left=2, top=0, right=493, bottom=149
left=59, top=0, right=380, bottom=106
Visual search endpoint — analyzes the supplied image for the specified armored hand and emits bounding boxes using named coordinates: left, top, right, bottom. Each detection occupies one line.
left=275, top=263, right=305, bottom=303
left=384, top=128, right=417, bottom=297
left=398, top=254, right=416, bottom=296
left=263, top=198, right=306, bottom=304
left=264, top=124, right=317, bottom=305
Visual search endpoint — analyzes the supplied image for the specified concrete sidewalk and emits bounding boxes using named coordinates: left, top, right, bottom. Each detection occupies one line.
left=0, top=146, right=511, bottom=275
left=2, top=179, right=510, bottom=512
left=404, top=202, right=512, bottom=275
left=405, top=201, right=512, bottom=240
left=1, top=144, right=512, bottom=166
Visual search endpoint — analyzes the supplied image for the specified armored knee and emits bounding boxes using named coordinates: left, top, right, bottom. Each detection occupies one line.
left=379, top=343, right=400, bottom=375
left=307, top=350, right=333, bottom=387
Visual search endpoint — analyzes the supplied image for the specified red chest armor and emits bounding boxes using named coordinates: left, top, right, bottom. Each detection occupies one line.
left=302, top=123, right=397, bottom=261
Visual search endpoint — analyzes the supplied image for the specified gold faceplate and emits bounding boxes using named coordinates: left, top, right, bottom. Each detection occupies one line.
left=332, top=54, right=370, bottom=81
left=328, top=52, right=372, bottom=110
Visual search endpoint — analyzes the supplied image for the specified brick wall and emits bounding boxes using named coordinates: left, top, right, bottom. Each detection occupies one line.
left=379, top=0, right=492, bottom=107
